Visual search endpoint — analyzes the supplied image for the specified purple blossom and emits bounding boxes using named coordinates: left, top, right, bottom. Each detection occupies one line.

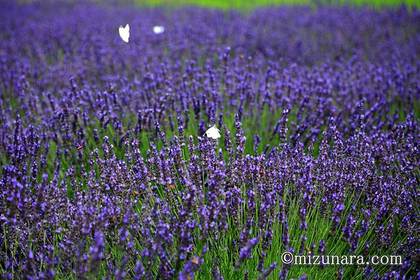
left=0, top=1, right=418, bottom=279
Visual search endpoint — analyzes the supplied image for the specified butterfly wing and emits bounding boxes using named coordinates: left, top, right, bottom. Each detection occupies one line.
left=205, top=126, right=221, bottom=139
left=119, top=24, right=130, bottom=43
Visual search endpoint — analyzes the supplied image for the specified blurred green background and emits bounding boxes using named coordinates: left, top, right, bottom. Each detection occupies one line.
left=134, top=0, right=419, bottom=9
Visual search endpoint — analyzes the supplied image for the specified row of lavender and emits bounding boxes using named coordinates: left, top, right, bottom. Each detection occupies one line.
left=1, top=1, right=419, bottom=279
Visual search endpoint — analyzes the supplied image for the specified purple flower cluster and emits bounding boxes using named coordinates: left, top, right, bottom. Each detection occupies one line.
left=0, top=1, right=419, bottom=279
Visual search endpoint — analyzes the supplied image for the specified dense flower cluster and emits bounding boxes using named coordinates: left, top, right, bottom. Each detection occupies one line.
left=0, top=1, right=419, bottom=279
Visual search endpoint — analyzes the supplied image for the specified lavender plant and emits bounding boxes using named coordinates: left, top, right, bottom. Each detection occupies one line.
left=0, top=1, right=419, bottom=279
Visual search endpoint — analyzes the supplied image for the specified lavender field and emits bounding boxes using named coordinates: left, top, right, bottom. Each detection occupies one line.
left=0, top=1, right=419, bottom=279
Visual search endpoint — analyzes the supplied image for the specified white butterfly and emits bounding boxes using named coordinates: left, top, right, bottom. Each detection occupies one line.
left=205, top=125, right=221, bottom=140
left=153, top=25, right=165, bottom=34
left=118, top=24, right=130, bottom=43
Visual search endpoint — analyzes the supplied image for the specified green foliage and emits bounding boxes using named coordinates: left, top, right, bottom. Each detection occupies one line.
left=135, top=0, right=419, bottom=9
